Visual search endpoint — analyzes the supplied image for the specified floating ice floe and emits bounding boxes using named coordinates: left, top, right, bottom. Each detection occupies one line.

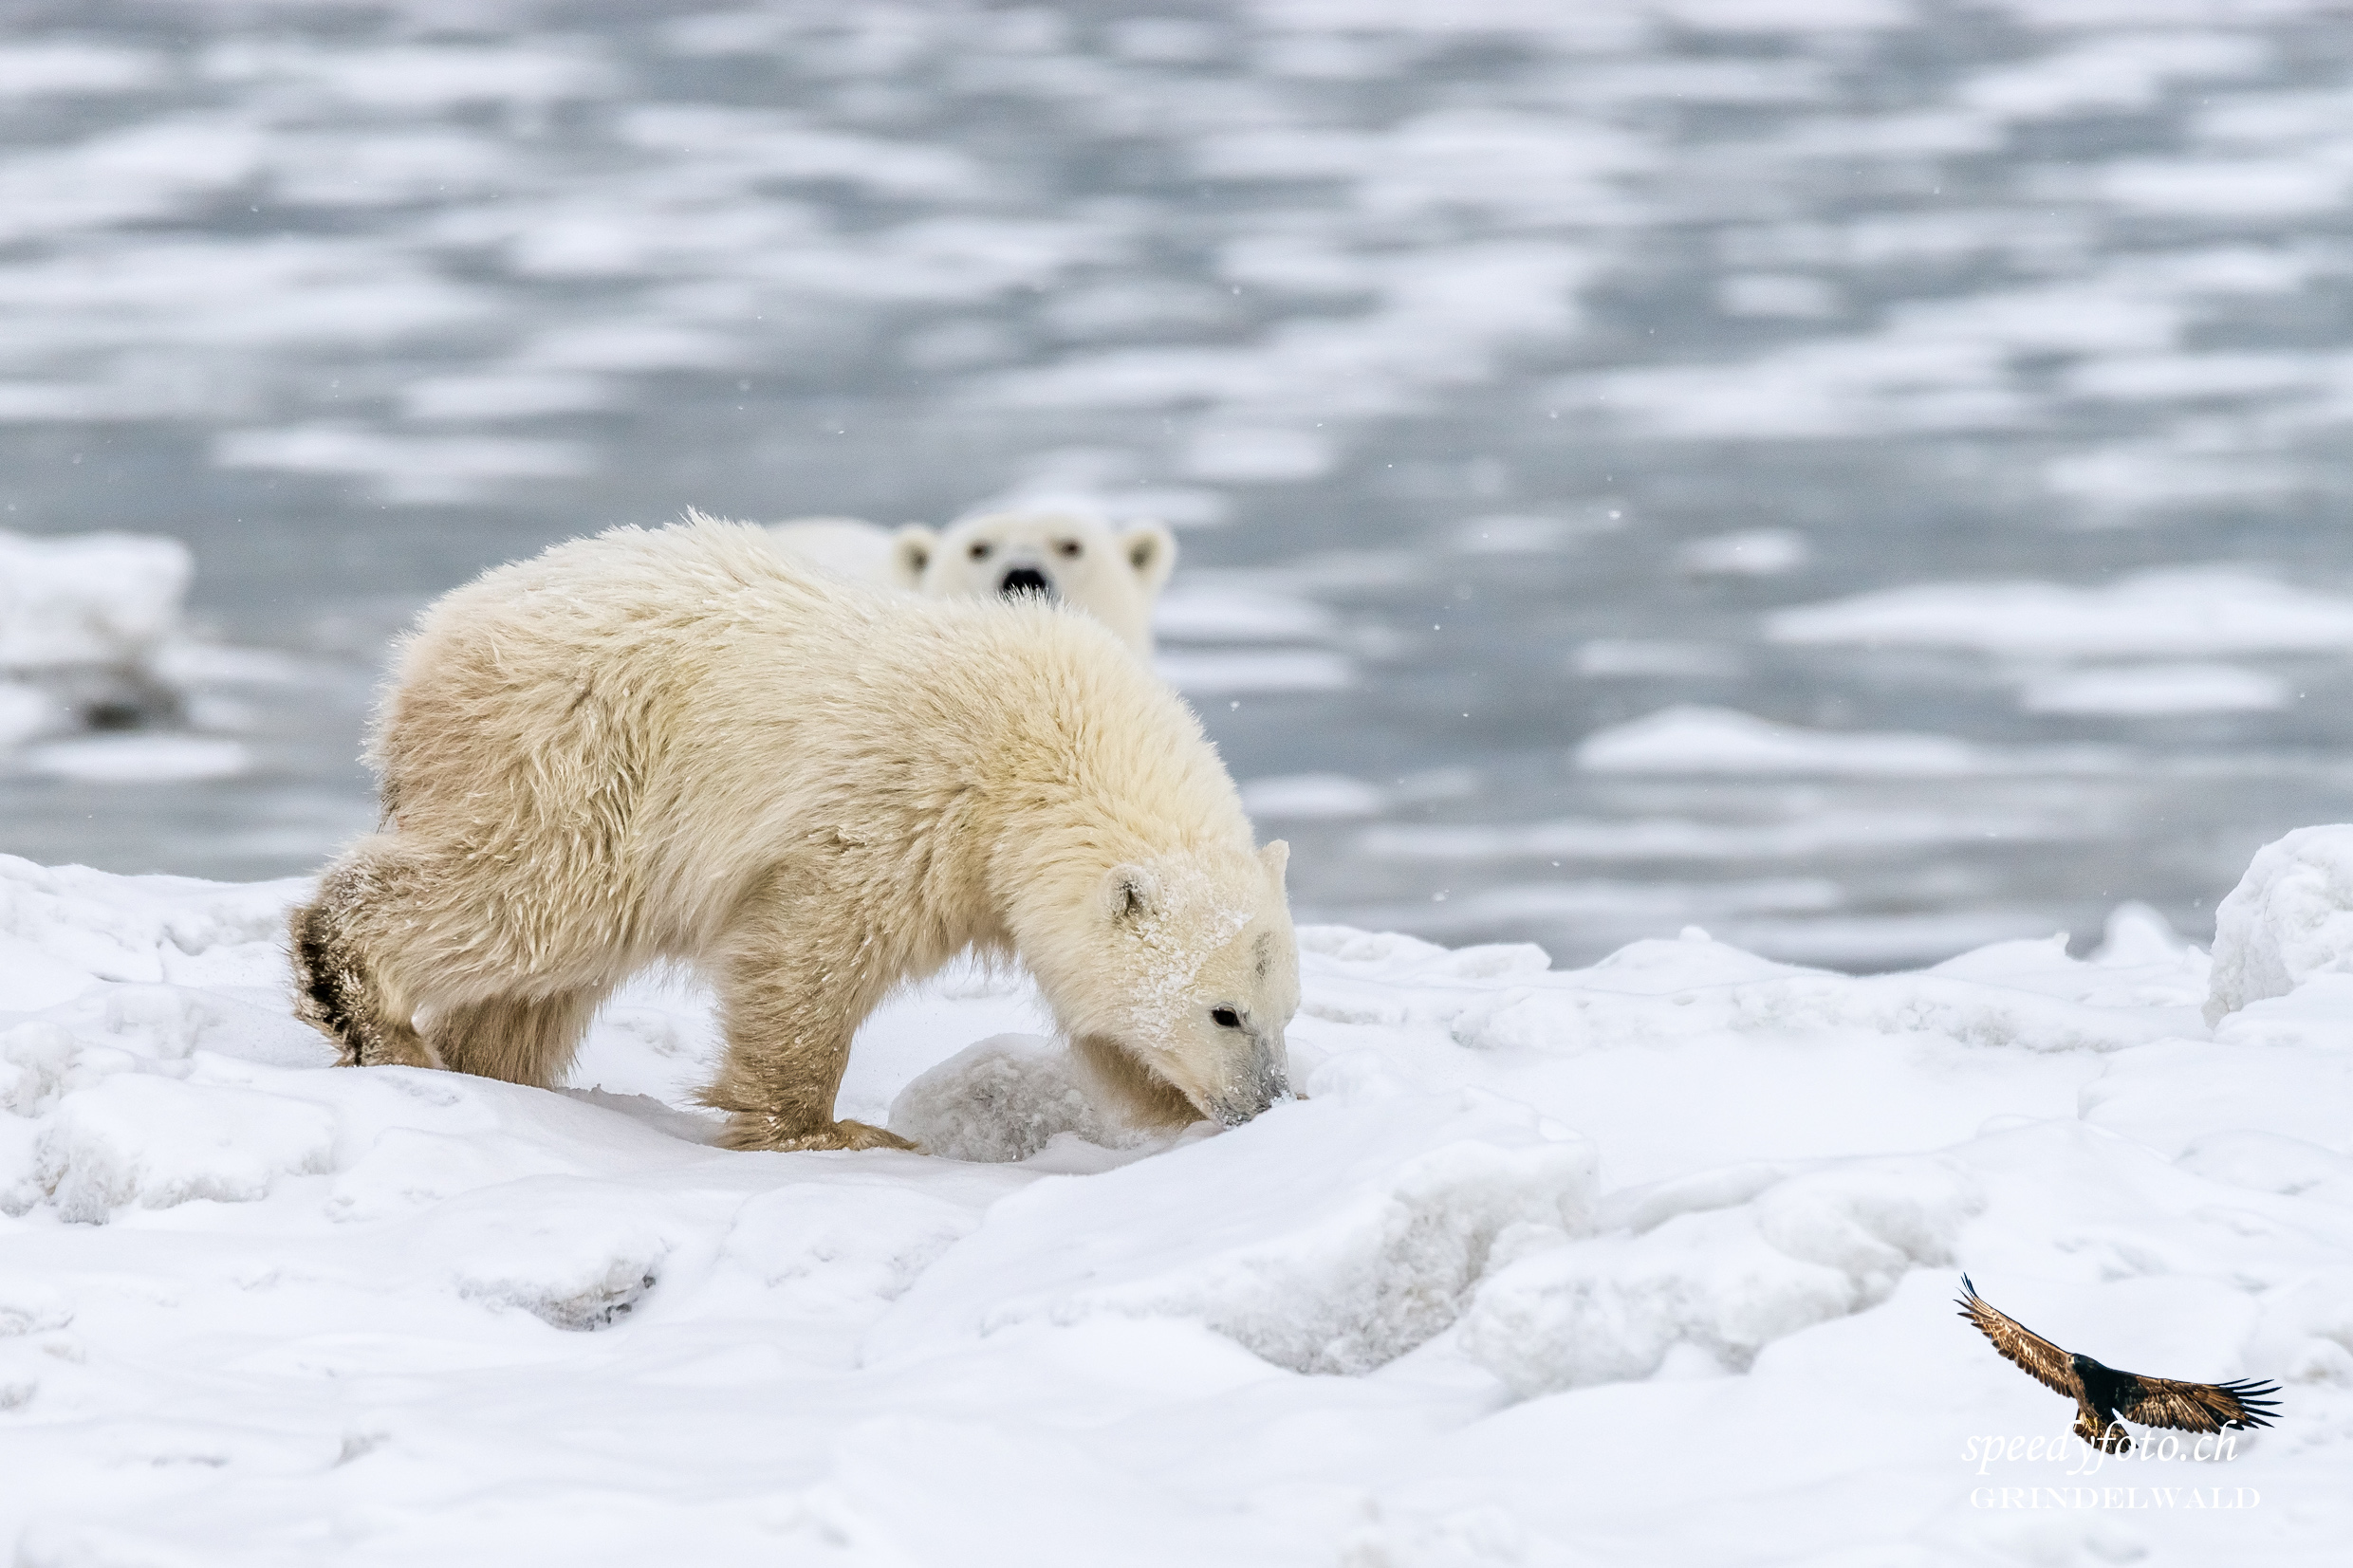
left=2, top=839, right=2350, bottom=1561
left=0, top=529, right=190, bottom=746
left=1238, top=772, right=1385, bottom=821
left=1769, top=568, right=2353, bottom=659
left=2018, top=661, right=2289, bottom=716
left=1674, top=527, right=1808, bottom=578
left=1575, top=705, right=2115, bottom=776
left=0, top=529, right=286, bottom=774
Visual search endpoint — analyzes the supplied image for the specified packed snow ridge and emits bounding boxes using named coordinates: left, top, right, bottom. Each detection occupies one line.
left=1, top=834, right=2349, bottom=1563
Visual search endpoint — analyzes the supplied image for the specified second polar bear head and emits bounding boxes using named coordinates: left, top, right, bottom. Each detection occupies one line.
left=893, top=509, right=1176, bottom=657
left=1033, top=839, right=1300, bottom=1132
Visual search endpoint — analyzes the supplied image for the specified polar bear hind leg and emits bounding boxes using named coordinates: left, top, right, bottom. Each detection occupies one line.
left=290, top=844, right=444, bottom=1072
left=291, top=836, right=619, bottom=1089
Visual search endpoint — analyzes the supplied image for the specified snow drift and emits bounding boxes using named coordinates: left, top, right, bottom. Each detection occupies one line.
left=0, top=847, right=2348, bottom=1565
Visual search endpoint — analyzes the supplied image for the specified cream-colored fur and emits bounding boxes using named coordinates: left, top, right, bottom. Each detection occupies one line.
left=288, top=516, right=1295, bottom=1153
left=766, top=509, right=1176, bottom=657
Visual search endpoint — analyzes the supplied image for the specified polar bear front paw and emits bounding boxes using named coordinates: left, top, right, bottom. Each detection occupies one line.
left=719, top=1114, right=919, bottom=1153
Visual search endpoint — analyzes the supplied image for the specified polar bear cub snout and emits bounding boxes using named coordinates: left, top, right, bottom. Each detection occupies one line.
left=1036, top=840, right=1301, bottom=1131
left=892, top=509, right=1175, bottom=657
left=768, top=508, right=1175, bottom=658
left=997, top=563, right=1054, bottom=600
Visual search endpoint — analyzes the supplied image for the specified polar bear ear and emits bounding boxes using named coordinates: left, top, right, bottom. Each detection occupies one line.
left=891, top=525, right=937, bottom=589
left=1259, top=839, right=1289, bottom=888
left=1101, top=863, right=1160, bottom=923
left=1121, top=522, right=1176, bottom=594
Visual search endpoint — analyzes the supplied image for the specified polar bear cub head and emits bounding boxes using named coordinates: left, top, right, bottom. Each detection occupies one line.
left=1036, top=839, right=1300, bottom=1131
left=893, top=509, right=1176, bottom=657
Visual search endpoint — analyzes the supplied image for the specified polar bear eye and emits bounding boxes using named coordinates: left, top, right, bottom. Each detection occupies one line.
left=1056, top=540, right=1083, bottom=558
left=969, top=541, right=992, bottom=561
left=1211, top=1006, right=1243, bottom=1029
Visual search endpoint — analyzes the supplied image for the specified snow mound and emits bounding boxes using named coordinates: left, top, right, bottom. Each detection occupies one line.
left=34, top=1072, right=339, bottom=1223
left=1450, top=960, right=2186, bottom=1057
left=3, top=849, right=2350, bottom=1561
left=887, top=1033, right=1130, bottom=1162
left=707, top=1182, right=978, bottom=1319
left=870, top=1092, right=1596, bottom=1374
left=0, top=854, right=310, bottom=996
left=2205, top=824, right=2353, bottom=1023
left=0, top=985, right=335, bottom=1217
left=2248, top=1272, right=2353, bottom=1387
left=1459, top=1156, right=1982, bottom=1395
left=432, top=1181, right=676, bottom=1331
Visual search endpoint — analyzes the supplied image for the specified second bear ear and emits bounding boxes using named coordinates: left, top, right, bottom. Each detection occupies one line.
left=891, top=525, right=936, bottom=588
left=1101, top=863, right=1160, bottom=923
left=1121, top=522, right=1176, bottom=593
left=1259, top=839, right=1289, bottom=888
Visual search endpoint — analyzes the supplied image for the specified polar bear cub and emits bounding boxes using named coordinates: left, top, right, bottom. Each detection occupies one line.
left=288, top=517, right=1295, bottom=1153
left=767, top=509, right=1176, bottom=657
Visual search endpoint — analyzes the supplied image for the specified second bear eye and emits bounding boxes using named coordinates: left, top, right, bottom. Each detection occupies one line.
left=969, top=542, right=991, bottom=560
left=1057, top=540, right=1082, bottom=558
left=1211, top=1006, right=1242, bottom=1028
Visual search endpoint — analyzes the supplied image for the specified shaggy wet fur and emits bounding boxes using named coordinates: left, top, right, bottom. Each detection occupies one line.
left=288, top=516, right=1295, bottom=1152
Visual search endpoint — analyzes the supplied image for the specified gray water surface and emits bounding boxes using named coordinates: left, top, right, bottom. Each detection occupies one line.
left=7, top=0, right=2353, bottom=967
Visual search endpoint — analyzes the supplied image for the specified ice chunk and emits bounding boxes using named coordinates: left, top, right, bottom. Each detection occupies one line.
left=2205, top=824, right=2353, bottom=1023
left=1769, top=569, right=2353, bottom=658
left=0, top=529, right=190, bottom=673
left=0, top=681, right=58, bottom=747
left=34, top=1074, right=339, bottom=1223
left=869, top=1092, right=1596, bottom=1375
left=1576, top=706, right=1991, bottom=776
left=2018, top=661, right=2286, bottom=716
left=1458, top=1157, right=1981, bottom=1395
left=1238, top=772, right=1384, bottom=821
left=1153, top=647, right=1355, bottom=694
left=886, top=1033, right=1131, bottom=1162
left=1674, top=527, right=1808, bottom=577
left=21, top=734, right=250, bottom=783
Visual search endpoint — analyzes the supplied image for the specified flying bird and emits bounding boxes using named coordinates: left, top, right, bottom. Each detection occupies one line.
left=1956, top=1275, right=2281, bottom=1453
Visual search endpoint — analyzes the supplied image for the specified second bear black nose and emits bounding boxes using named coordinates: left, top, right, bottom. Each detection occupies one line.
left=999, top=566, right=1055, bottom=600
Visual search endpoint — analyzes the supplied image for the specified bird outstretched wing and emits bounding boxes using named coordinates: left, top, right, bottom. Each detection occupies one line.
left=1957, top=1275, right=2081, bottom=1400
left=2111, top=1374, right=2282, bottom=1434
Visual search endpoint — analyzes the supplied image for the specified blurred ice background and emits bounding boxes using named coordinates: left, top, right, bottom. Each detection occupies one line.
left=5, top=0, right=2353, bottom=969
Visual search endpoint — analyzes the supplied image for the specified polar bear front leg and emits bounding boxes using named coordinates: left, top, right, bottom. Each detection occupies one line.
left=702, top=882, right=917, bottom=1153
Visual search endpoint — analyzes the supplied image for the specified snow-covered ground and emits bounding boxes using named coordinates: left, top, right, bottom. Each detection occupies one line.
left=3, top=840, right=2347, bottom=1566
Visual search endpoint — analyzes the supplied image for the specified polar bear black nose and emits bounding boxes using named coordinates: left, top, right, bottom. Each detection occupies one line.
left=999, top=566, right=1055, bottom=600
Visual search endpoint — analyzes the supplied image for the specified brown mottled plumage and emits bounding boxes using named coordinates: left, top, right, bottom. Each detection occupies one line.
left=1957, top=1276, right=2281, bottom=1452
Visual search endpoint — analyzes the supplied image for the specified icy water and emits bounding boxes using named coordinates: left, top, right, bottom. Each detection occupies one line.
left=7, top=0, right=2353, bottom=968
